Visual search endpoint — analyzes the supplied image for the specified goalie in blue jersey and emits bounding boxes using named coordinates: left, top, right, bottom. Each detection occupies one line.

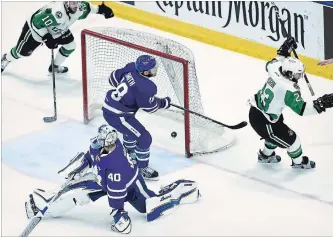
left=102, top=54, right=171, bottom=181
left=25, top=125, right=200, bottom=234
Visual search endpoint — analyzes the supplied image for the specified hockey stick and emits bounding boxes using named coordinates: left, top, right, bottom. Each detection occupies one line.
left=43, top=49, right=57, bottom=123
left=170, top=103, right=247, bottom=130
left=20, top=176, right=74, bottom=237
left=271, top=2, right=315, bottom=96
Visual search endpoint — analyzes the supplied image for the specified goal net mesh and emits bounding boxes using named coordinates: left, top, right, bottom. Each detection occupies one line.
left=82, top=27, right=235, bottom=156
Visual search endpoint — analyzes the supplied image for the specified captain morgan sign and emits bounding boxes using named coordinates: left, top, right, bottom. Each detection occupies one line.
left=129, top=1, right=324, bottom=59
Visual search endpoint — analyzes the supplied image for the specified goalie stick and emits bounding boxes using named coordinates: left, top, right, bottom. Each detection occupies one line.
left=19, top=174, right=74, bottom=237
left=271, top=1, right=315, bottom=96
left=43, top=49, right=57, bottom=123
left=170, top=103, right=247, bottom=130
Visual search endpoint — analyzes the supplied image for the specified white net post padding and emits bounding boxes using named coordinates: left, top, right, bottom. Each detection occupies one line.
left=81, top=27, right=235, bottom=157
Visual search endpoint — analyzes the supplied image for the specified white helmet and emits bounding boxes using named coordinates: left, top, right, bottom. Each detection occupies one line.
left=281, top=57, right=305, bottom=81
left=97, top=124, right=118, bottom=148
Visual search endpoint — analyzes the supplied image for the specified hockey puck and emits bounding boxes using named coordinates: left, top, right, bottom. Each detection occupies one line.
left=171, top=131, right=177, bottom=138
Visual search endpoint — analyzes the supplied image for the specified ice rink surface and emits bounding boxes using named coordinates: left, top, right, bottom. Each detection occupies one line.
left=2, top=2, right=333, bottom=236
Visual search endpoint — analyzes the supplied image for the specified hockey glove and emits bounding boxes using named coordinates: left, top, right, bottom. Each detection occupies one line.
left=42, top=33, right=58, bottom=49
left=160, top=97, right=171, bottom=109
left=58, top=152, right=91, bottom=180
left=98, top=3, right=114, bottom=19
left=313, top=93, right=333, bottom=113
left=110, top=209, right=132, bottom=234
left=277, top=37, right=297, bottom=57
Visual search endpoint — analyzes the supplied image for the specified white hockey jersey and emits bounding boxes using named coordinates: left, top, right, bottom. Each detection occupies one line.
left=27, top=1, right=98, bottom=42
left=249, top=56, right=318, bottom=123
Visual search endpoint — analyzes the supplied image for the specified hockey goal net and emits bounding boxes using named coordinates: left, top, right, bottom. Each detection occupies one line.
left=81, top=27, right=235, bottom=157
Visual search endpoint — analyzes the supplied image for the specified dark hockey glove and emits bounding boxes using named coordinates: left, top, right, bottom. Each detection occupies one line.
left=277, top=37, right=297, bottom=57
left=42, top=33, right=58, bottom=49
left=313, top=93, right=333, bottom=113
left=98, top=3, right=114, bottom=19
left=160, top=97, right=171, bottom=109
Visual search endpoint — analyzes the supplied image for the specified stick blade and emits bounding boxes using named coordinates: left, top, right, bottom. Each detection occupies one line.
left=226, top=121, right=248, bottom=130
left=43, top=116, right=57, bottom=123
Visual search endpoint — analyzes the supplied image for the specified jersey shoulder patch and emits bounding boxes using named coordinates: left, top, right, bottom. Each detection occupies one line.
left=55, top=11, right=63, bottom=19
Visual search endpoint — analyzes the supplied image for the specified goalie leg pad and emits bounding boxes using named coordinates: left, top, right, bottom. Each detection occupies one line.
left=26, top=174, right=102, bottom=218
left=146, top=180, right=200, bottom=222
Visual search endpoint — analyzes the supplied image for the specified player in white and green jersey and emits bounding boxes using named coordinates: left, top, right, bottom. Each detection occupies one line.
left=1, top=1, right=113, bottom=74
left=248, top=37, right=333, bottom=169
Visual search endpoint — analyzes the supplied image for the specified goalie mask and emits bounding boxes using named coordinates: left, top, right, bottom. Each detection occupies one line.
left=64, top=1, right=79, bottom=14
left=97, top=124, right=118, bottom=148
left=281, top=57, right=305, bottom=82
left=135, top=55, right=158, bottom=78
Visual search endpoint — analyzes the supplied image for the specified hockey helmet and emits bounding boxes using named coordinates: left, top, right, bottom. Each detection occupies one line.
left=281, top=57, right=305, bottom=81
left=135, top=55, right=158, bottom=77
left=97, top=124, right=118, bottom=147
left=64, top=1, right=79, bottom=14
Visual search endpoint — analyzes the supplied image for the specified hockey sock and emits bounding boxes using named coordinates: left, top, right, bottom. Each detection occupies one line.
left=135, top=146, right=150, bottom=168
left=123, top=139, right=137, bottom=154
left=262, top=141, right=277, bottom=156
left=287, top=136, right=303, bottom=164
left=6, top=47, right=21, bottom=61
left=54, top=46, right=75, bottom=66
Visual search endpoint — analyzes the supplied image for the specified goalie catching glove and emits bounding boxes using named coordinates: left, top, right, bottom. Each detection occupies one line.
left=313, top=93, right=333, bottom=113
left=58, top=152, right=91, bottom=180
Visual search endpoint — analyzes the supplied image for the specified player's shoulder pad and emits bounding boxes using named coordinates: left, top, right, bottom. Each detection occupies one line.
left=44, top=8, right=52, bottom=14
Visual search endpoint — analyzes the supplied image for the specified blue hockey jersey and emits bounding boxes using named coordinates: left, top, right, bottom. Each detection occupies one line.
left=102, top=62, right=165, bottom=115
left=86, top=139, right=139, bottom=210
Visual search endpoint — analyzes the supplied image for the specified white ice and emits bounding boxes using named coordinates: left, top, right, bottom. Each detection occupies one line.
left=2, top=2, right=333, bottom=236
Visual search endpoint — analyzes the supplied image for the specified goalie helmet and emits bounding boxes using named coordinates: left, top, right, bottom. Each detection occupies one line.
left=97, top=124, right=118, bottom=148
left=64, top=1, right=79, bottom=14
left=135, top=55, right=158, bottom=77
left=281, top=57, right=305, bottom=81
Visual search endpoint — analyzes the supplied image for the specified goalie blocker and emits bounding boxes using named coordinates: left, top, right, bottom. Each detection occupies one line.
left=25, top=125, right=200, bottom=235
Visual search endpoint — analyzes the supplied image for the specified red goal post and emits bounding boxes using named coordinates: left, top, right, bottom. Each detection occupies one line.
left=81, top=28, right=235, bottom=157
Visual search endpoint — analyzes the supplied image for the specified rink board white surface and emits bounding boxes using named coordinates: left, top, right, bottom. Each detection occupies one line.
left=1, top=2, right=333, bottom=236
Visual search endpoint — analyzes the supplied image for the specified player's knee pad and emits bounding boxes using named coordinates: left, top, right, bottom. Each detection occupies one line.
left=18, top=51, right=32, bottom=57
left=137, top=130, right=152, bottom=148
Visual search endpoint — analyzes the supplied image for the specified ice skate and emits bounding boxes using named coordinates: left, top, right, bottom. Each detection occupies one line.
left=140, top=166, right=159, bottom=181
left=258, top=150, right=281, bottom=163
left=1, top=54, right=10, bottom=73
left=48, top=64, right=68, bottom=74
left=291, top=156, right=316, bottom=169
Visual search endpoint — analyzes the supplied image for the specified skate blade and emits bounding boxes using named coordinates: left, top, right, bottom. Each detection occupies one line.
left=47, top=71, right=69, bottom=76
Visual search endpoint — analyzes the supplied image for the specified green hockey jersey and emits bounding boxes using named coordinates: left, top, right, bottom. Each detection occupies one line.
left=27, top=1, right=98, bottom=42
left=249, top=56, right=318, bottom=123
